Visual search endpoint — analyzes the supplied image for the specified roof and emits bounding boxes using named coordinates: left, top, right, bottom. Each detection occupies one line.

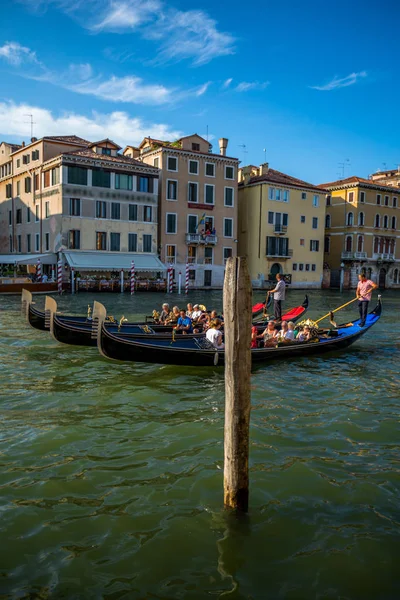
left=0, top=253, right=57, bottom=265
left=320, top=175, right=400, bottom=192
left=44, top=135, right=91, bottom=146
left=88, top=139, right=122, bottom=150
left=62, top=148, right=158, bottom=170
left=63, top=251, right=166, bottom=272
left=241, top=168, right=326, bottom=192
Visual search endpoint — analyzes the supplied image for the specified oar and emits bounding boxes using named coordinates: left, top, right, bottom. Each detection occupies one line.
left=315, top=297, right=358, bottom=325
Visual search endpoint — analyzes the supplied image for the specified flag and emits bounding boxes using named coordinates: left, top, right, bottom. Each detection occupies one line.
left=197, top=213, right=206, bottom=230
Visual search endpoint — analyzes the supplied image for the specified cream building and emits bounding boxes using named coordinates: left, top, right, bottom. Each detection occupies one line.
left=321, top=176, right=399, bottom=289
left=0, top=135, right=164, bottom=277
left=124, top=134, right=239, bottom=288
left=238, top=164, right=326, bottom=288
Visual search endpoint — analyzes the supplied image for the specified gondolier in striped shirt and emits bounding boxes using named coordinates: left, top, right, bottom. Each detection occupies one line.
left=267, top=273, right=286, bottom=321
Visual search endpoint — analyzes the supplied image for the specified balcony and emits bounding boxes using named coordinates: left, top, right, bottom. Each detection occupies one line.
left=166, top=256, right=176, bottom=264
left=266, top=253, right=291, bottom=259
left=372, top=253, right=395, bottom=261
left=341, top=252, right=353, bottom=260
left=185, top=233, right=218, bottom=245
left=273, top=224, right=288, bottom=235
left=342, top=251, right=368, bottom=260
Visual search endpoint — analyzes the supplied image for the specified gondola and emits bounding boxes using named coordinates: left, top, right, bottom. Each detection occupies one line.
left=97, top=297, right=382, bottom=367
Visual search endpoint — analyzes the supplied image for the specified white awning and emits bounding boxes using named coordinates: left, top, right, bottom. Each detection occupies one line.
left=0, top=253, right=57, bottom=265
left=63, top=251, right=167, bottom=272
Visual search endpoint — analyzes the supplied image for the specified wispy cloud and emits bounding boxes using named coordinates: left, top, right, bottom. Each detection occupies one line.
left=0, top=100, right=182, bottom=146
left=18, top=0, right=235, bottom=66
left=0, top=40, right=210, bottom=105
left=235, top=81, right=270, bottom=92
left=311, top=71, right=367, bottom=91
left=222, top=78, right=232, bottom=89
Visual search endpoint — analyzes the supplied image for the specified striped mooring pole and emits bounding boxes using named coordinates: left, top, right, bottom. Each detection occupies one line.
left=130, top=261, right=135, bottom=295
left=185, top=263, right=189, bottom=295
left=36, top=258, right=42, bottom=282
left=168, top=265, right=174, bottom=293
left=57, top=260, right=63, bottom=294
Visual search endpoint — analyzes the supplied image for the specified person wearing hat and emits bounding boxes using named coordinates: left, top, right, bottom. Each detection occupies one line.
left=191, top=304, right=202, bottom=321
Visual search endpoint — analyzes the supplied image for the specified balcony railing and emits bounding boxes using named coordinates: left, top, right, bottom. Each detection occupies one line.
left=273, top=224, right=288, bottom=234
left=186, top=256, right=197, bottom=264
left=341, top=251, right=353, bottom=259
left=354, top=252, right=367, bottom=259
left=372, top=253, right=395, bottom=261
left=185, top=233, right=218, bottom=245
left=166, top=256, right=176, bottom=264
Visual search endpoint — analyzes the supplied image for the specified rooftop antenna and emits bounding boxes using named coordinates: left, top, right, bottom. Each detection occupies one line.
left=382, top=162, right=387, bottom=171
left=238, top=143, right=248, bottom=165
left=263, top=148, right=267, bottom=163
left=206, top=125, right=209, bottom=142
left=337, top=158, right=351, bottom=180
left=24, top=114, right=36, bottom=139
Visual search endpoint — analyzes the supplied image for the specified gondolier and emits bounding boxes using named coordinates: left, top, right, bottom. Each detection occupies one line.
left=268, top=273, right=286, bottom=321
left=356, top=273, right=378, bottom=327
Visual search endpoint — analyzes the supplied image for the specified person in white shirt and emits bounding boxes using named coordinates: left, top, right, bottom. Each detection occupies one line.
left=268, top=273, right=286, bottom=321
left=41, top=273, right=48, bottom=283
left=191, top=304, right=203, bottom=321
left=206, top=318, right=224, bottom=349
left=277, top=320, right=294, bottom=342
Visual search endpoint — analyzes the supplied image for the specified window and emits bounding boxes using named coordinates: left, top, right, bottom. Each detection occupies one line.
left=16, top=209, right=22, bottom=224
left=111, top=202, right=120, bottom=220
left=224, top=218, right=233, bottom=237
left=301, top=215, right=306, bottom=223
left=110, top=233, right=120, bottom=251
left=45, top=202, right=50, bottom=218
left=299, top=264, right=304, bottom=271
left=5, top=183, right=12, bottom=198
left=143, top=234, right=152, bottom=252
left=348, top=192, right=354, bottom=202
left=225, top=187, right=234, bottom=207
left=188, top=182, right=198, bottom=203
left=128, top=233, right=137, bottom=252
left=225, top=165, right=234, bottom=180
left=9, top=235, right=13, bottom=252
left=45, top=233, right=49, bottom=251
left=223, top=247, right=233, bottom=264
left=269, top=188, right=275, bottom=200
left=26, top=207, right=31, bottom=223
left=187, top=245, right=197, bottom=263
left=360, top=191, right=365, bottom=203
left=25, top=177, right=31, bottom=193
left=302, top=192, right=307, bottom=200
left=35, top=234, right=40, bottom=252
left=310, top=240, right=320, bottom=252
left=68, top=166, right=87, bottom=185
left=101, top=148, right=111, bottom=156
left=384, top=195, right=389, bottom=206
left=129, top=204, right=138, bottom=221
left=96, top=201, right=107, bottom=219
left=189, top=269, right=195, bottom=280
left=357, top=235, right=363, bottom=252
left=266, top=237, right=289, bottom=256
left=392, top=216, right=397, bottom=229
left=96, top=231, right=107, bottom=250
left=376, top=194, right=381, bottom=205
left=166, top=213, right=177, bottom=234
left=358, top=212, right=365, bottom=226
left=23, top=154, right=30, bottom=165
left=16, top=181, right=20, bottom=196
left=115, top=174, right=133, bottom=190
left=393, top=197, right=397, bottom=208
left=17, top=159, right=20, bottom=168
left=383, top=215, right=388, bottom=229
left=167, top=180, right=177, bottom=200
left=192, top=143, right=200, bottom=151
left=306, top=264, right=310, bottom=271
left=139, top=176, right=153, bottom=193
left=166, top=244, right=176, bottom=262
left=189, top=160, right=199, bottom=175
left=44, top=171, right=51, bottom=187
left=346, top=212, right=353, bottom=226
left=283, top=190, right=289, bottom=202
left=34, top=204, right=40, bottom=222
left=205, top=184, right=214, bottom=205
left=52, top=167, right=60, bottom=186
left=32, top=150, right=39, bottom=161
left=69, top=198, right=81, bottom=217
left=204, top=217, right=214, bottom=233
left=345, top=236, right=352, bottom=252
left=324, top=236, right=330, bottom=253
left=33, top=173, right=39, bottom=191
left=68, top=230, right=80, bottom=249
left=313, top=195, right=319, bottom=207
left=153, top=158, right=159, bottom=168
left=92, top=168, right=110, bottom=188
left=312, top=264, right=316, bottom=271
left=27, top=234, right=31, bottom=252
left=204, top=246, right=213, bottom=264
left=143, top=206, right=152, bottom=222
left=188, top=215, right=198, bottom=234
left=312, top=217, right=318, bottom=229
left=275, top=189, right=282, bottom=201
left=326, top=195, right=331, bottom=205
left=205, top=163, right=215, bottom=177
left=375, top=214, right=380, bottom=228
left=293, top=263, right=297, bottom=270
left=8, top=210, right=12, bottom=226
left=167, top=156, right=178, bottom=171
left=17, top=235, right=22, bottom=253
left=325, top=214, right=331, bottom=228
left=300, top=238, right=305, bottom=246
left=268, top=211, right=274, bottom=224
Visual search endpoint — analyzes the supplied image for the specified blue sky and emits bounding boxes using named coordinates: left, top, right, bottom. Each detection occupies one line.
left=1, top=0, right=399, bottom=183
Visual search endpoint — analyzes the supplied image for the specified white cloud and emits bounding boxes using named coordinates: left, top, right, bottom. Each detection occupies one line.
left=311, top=71, right=367, bottom=91
left=0, top=41, right=39, bottom=66
left=235, top=81, right=270, bottom=92
left=0, top=100, right=182, bottom=147
left=222, top=78, right=233, bottom=89
left=94, top=0, right=161, bottom=31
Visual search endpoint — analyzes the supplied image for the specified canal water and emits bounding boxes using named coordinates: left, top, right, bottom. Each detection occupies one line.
left=0, top=289, right=399, bottom=599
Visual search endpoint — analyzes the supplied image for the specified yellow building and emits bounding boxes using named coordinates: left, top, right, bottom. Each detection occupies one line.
left=238, top=164, right=326, bottom=288
left=321, top=176, right=399, bottom=289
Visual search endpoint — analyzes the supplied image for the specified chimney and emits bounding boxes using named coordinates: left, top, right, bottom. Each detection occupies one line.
left=219, top=137, right=228, bottom=156
left=31, top=137, right=37, bottom=143
left=260, top=162, right=269, bottom=175
left=21, top=141, right=25, bottom=147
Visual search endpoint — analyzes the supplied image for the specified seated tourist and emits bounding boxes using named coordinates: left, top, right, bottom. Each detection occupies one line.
left=296, top=325, right=311, bottom=342
left=206, top=318, right=225, bottom=349
left=286, top=321, right=295, bottom=340
left=186, top=303, right=194, bottom=318
left=258, top=321, right=278, bottom=347
left=165, top=306, right=180, bottom=325
left=159, top=303, right=170, bottom=323
left=251, top=325, right=258, bottom=349
left=175, top=309, right=193, bottom=334
left=277, top=321, right=293, bottom=342
left=191, top=304, right=202, bottom=321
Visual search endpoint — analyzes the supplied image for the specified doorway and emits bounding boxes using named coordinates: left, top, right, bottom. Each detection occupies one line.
left=270, top=263, right=282, bottom=276
left=378, top=268, right=386, bottom=289
left=204, top=270, right=212, bottom=287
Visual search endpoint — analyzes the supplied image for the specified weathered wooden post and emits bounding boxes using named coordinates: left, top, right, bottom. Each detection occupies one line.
left=223, top=256, right=252, bottom=512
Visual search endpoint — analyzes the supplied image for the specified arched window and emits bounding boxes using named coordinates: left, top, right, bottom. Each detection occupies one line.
left=390, top=239, right=395, bottom=253
left=375, top=214, right=380, bottom=228
left=379, top=238, right=384, bottom=253
left=347, top=212, right=354, bottom=226
left=394, top=268, right=399, bottom=284
left=383, top=215, right=389, bottom=229
left=346, top=235, right=352, bottom=252
left=357, top=235, right=364, bottom=252
left=324, top=236, right=330, bottom=253
left=374, top=237, right=379, bottom=253
left=392, top=216, right=396, bottom=229
left=358, top=212, right=365, bottom=226
left=385, top=239, right=390, bottom=253
left=393, top=197, right=398, bottom=208
left=325, top=214, right=331, bottom=228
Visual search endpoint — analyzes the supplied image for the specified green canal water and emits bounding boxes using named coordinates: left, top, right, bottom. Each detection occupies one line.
left=0, top=289, right=399, bottom=599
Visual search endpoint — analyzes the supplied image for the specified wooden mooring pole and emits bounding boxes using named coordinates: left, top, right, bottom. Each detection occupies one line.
left=223, top=257, right=252, bottom=512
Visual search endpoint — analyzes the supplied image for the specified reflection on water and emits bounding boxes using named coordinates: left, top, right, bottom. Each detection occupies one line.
left=0, top=289, right=399, bottom=598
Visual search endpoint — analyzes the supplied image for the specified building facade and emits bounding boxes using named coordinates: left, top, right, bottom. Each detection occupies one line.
left=0, top=135, right=162, bottom=276
left=124, top=134, right=239, bottom=289
left=237, top=164, right=326, bottom=288
left=321, top=176, right=399, bottom=289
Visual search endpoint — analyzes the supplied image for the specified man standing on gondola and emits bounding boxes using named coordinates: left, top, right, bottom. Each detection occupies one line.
left=267, top=273, right=286, bottom=321
left=356, top=273, right=377, bottom=327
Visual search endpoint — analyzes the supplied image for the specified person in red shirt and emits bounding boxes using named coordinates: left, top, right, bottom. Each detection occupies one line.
left=356, top=273, right=378, bottom=327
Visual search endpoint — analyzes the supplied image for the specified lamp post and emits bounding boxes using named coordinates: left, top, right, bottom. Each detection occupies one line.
left=340, top=262, right=345, bottom=293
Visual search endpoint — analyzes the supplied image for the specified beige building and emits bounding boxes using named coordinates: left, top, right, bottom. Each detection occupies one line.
left=369, top=168, right=400, bottom=188
left=124, top=134, right=239, bottom=288
left=238, top=164, right=326, bottom=288
left=0, top=135, right=164, bottom=277
left=321, top=176, right=399, bottom=289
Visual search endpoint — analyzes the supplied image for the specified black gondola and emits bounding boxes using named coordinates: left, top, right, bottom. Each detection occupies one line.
left=97, top=298, right=382, bottom=367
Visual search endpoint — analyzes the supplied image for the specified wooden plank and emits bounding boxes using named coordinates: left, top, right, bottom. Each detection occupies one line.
left=223, top=256, right=252, bottom=512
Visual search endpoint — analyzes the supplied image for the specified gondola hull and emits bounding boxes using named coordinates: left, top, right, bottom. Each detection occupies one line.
left=98, top=300, right=381, bottom=367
